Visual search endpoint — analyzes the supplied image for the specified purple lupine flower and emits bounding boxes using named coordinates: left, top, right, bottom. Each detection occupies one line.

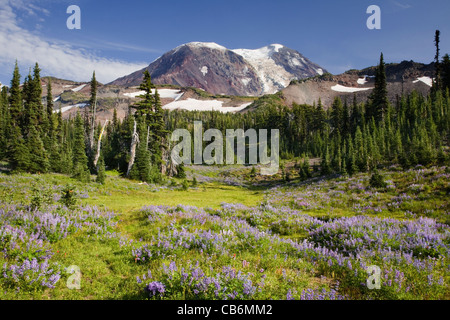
left=286, top=289, right=294, bottom=300
left=145, top=281, right=165, bottom=298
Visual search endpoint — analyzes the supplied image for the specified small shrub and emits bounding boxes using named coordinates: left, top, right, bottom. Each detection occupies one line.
left=177, top=163, right=186, bottom=179
left=59, top=185, right=77, bottom=208
left=30, top=184, right=54, bottom=211
left=369, top=171, right=387, bottom=189
left=181, top=179, right=189, bottom=191
left=250, top=166, right=257, bottom=177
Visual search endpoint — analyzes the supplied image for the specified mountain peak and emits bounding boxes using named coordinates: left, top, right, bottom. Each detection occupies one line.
left=181, top=42, right=227, bottom=51
left=110, top=42, right=327, bottom=96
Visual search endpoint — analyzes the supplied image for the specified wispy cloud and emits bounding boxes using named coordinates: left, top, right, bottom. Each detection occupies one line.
left=0, top=0, right=147, bottom=83
left=391, top=1, right=412, bottom=10
left=71, top=38, right=164, bottom=55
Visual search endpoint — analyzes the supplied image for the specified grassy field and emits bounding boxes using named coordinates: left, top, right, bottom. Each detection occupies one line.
left=0, top=164, right=448, bottom=300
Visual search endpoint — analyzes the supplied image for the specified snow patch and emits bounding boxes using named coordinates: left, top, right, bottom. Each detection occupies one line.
left=233, top=44, right=284, bottom=61
left=289, top=59, right=303, bottom=67
left=123, top=89, right=184, bottom=101
left=72, top=84, right=87, bottom=92
left=241, top=78, right=251, bottom=86
left=55, top=103, right=88, bottom=113
left=316, top=68, right=324, bottom=76
left=200, top=66, right=208, bottom=76
left=270, top=44, right=284, bottom=53
left=53, top=96, right=60, bottom=102
left=163, top=99, right=250, bottom=113
left=331, top=84, right=373, bottom=93
left=413, top=76, right=433, bottom=87
left=174, top=42, right=227, bottom=54
left=357, top=76, right=368, bottom=85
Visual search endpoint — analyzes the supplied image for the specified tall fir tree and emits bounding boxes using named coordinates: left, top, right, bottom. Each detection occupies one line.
left=129, top=70, right=156, bottom=181
left=9, top=125, right=30, bottom=172
left=72, top=113, right=91, bottom=182
left=149, top=88, right=169, bottom=179
left=87, top=71, right=99, bottom=172
left=31, top=63, right=44, bottom=128
left=9, top=61, right=22, bottom=128
left=432, top=30, right=441, bottom=93
left=130, top=118, right=152, bottom=182
left=367, top=53, right=388, bottom=124
left=0, top=87, right=9, bottom=160
left=331, top=96, right=343, bottom=134
left=96, top=153, right=106, bottom=184
left=27, top=124, right=49, bottom=173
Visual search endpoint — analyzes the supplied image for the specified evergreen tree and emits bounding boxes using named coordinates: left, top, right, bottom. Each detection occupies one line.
left=60, top=135, right=73, bottom=175
left=43, top=78, right=55, bottom=161
left=177, top=162, right=186, bottom=179
left=31, top=63, right=44, bottom=127
left=9, top=61, right=22, bottom=127
left=131, top=118, right=152, bottom=182
left=149, top=88, right=169, bottom=178
left=96, top=153, right=106, bottom=184
left=0, top=87, right=10, bottom=160
left=302, top=157, right=311, bottom=178
left=342, top=98, right=350, bottom=137
left=72, top=113, right=90, bottom=182
left=45, top=78, right=54, bottom=132
left=27, top=125, right=49, bottom=173
left=367, top=53, right=388, bottom=123
left=321, top=146, right=332, bottom=175
left=442, top=54, right=450, bottom=91
left=432, top=30, right=441, bottom=92
left=87, top=72, right=99, bottom=172
left=132, top=70, right=155, bottom=118
left=9, top=125, right=30, bottom=172
left=331, top=96, right=343, bottom=134
left=314, top=98, right=326, bottom=132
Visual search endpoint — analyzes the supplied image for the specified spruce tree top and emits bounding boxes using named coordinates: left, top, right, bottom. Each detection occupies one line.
left=132, top=70, right=155, bottom=118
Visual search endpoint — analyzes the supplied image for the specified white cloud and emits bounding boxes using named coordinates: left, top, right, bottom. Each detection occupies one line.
left=0, top=0, right=147, bottom=83
left=391, top=1, right=412, bottom=10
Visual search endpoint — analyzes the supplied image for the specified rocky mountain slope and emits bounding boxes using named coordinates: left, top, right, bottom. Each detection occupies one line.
left=281, top=60, right=435, bottom=108
left=109, top=42, right=327, bottom=96
left=40, top=60, right=436, bottom=120
left=41, top=77, right=255, bottom=121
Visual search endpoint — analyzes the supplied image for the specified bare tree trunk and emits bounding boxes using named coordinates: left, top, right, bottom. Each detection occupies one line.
left=126, top=120, right=139, bottom=177
left=93, top=120, right=109, bottom=167
left=164, top=138, right=177, bottom=177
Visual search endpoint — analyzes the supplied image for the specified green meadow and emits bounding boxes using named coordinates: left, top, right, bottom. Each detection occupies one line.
left=0, top=163, right=448, bottom=300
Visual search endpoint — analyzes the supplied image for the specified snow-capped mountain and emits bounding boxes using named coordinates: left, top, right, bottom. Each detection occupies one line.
left=109, top=42, right=327, bottom=96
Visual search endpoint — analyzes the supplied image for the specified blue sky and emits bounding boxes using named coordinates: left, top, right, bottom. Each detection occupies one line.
left=0, top=0, right=449, bottom=85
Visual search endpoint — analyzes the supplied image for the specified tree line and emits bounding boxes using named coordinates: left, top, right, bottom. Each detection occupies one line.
left=0, top=37, right=449, bottom=183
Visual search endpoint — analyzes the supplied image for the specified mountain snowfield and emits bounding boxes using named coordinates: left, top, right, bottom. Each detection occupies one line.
left=163, top=99, right=252, bottom=113
left=53, top=103, right=88, bottom=114
left=331, top=84, right=374, bottom=93
left=122, top=88, right=251, bottom=113
left=72, top=84, right=87, bottom=92
left=413, top=76, right=433, bottom=87
left=232, top=44, right=311, bottom=94
left=123, top=89, right=184, bottom=101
